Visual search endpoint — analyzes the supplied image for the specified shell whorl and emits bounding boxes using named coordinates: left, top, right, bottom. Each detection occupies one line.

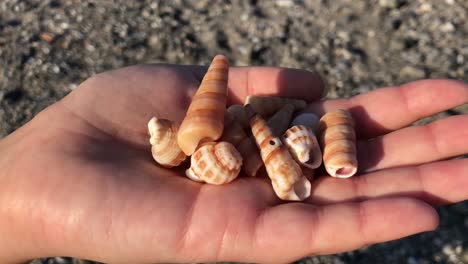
left=186, top=142, right=243, bottom=185
left=244, top=95, right=306, bottom=117
left=148, top=117, right=187, bottom=168
left=283, top=125, right=322, bottom=169
left=318, top=109, right=358, bottom=178
left=177, top=55, right=229, bottom=155
left=249, top=111, right=311, bottom=201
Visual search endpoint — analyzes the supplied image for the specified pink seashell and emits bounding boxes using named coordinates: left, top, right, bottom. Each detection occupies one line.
left=177, top=55, right=229, bottom=155
left=317, top=109, right=358, bottom=178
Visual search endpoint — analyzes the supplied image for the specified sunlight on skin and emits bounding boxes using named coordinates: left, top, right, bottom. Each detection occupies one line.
left=0, top=63, right=466, bottom=263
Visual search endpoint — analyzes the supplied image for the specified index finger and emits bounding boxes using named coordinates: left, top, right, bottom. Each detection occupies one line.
left=189, top=66, right=325, bottom=105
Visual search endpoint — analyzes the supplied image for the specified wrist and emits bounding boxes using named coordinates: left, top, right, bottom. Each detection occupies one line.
left=0, top=131, right=45, bottom=263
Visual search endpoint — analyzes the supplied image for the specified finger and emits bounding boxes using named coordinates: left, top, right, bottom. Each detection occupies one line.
left=305, top=79, right=468, bottom=139
left=251, top=198, right=438, bottom=262
left=358, top=114, right=468, bottom=172
left=308, top=158, right=468, bottom=206
left=188, top=65, right=325, bottom=104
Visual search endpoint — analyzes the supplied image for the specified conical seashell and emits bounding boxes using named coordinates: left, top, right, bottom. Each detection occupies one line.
left=227, top=104, right=250, bottom=129
left=221, top=112, right=264, bottom=177
left=177, top=55, right=229, bottom=155
left=148, top=117, right=187, bottom=168
left=267, top=104, right=295, bottom=137
left=283, top=125, right=322, bottom=169
left=186, top=142, right=243, bottom=185
left=318, top=109, right=357, bottom=178
left=249, top=109, right=311, bottom=201
left=291, top=113, right=320, bottom=132
left=245, top=95, right=306, bottom=117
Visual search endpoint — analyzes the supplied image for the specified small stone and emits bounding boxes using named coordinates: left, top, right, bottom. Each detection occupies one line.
left=379, top=0, right=398, bottom=8
left=440, top=22, right=455, bottom=33
left=407, top=256, right=419, bottom=264
left=400, top=66, right=425, bottom=79
left=40, top=32, right=54, bottom=43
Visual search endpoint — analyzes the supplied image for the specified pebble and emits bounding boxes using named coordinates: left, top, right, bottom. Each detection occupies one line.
left=399, top=66, right=426, bottom=79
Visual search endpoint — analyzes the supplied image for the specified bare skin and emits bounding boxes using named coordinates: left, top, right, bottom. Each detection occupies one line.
left=0, top=64, right=466, bottom=264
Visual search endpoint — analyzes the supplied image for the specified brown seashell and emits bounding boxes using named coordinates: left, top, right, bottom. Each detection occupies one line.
left=227, top=104, right=250, bottom=129
left=177, top=55, right=229, bottom=155
left=249, top=110, right=311, bottom=201
left=221, top=112, right=264, bottom=177
left=186, top=142, right=243, bottom=185
left=245, top=95, right=306, bottom=117
left=267, top=104, right=295, bottom=137
left=283, top=125, right=322, bottom=169
left=291, top=113, right=320, bottom=132
left=318, top=109, right=358, bottom=178
left=148, top=117, right=187, bottom=168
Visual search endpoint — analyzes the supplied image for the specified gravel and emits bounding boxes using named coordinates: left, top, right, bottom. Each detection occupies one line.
left=0, top=0, right=467, bottom=263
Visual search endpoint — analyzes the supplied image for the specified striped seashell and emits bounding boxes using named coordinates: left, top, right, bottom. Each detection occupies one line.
left=221, top=112, right=264, bottom=176
left=317, top=109, right=358, bottom=178
left=245, top=95, right=306, bottom=117
left=227, top=104, right=250, bottom=129
left=186, top=142, right=243, bottom=185
left=177, top=55, right=229, bottom=155
left=249, top=109, right=311, bottom=201
left=291, top=113, right=320, bottom=132
left=267, top=104, right=295, bottom=137
left=148, top=117, right=187, bottom=168
left=283, top=125, right=322, bottom=169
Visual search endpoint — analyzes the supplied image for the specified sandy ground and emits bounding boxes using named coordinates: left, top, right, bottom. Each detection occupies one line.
left=1, top=0, right=467, bottom=263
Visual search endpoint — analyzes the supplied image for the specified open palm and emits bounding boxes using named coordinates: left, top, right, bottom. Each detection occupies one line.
left=0, top=63, right=466, bottom=264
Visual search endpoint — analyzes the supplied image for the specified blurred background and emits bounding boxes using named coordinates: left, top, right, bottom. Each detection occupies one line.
left=1, top=0, right=467, bottom=263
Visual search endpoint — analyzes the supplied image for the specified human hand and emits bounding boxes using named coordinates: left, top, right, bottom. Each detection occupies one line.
left=0, top=62, right=466, bottom=264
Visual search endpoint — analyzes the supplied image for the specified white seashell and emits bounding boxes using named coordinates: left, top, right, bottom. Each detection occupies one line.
left=291, top=113, right=320, bottom=131
left=249, top=108, right=311, bottom=201
left=148, top=117, right=187, bottom=168
left=186, top=142, right=243, bottom=185
left=283, top=125, right=322, bottom=169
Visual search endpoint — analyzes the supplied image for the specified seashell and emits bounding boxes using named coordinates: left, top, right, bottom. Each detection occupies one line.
left=249, top=109, right=311, bottom=201
left=267, top=104, right=295, bottom=137
left=245, top=95, right=306, bottom=117
left=177, top=55, right=229, bottom=155
left=186, top=142, right=243, bottom=185
left=283, top=125, right=322, bottom=169
left=317, top=109, right=358, bottom=178
left=221, top=112, right=264, bottom=176
left=291, top=113, right=320, bottom=132
left=148, top=117, right=187, bottom=168
left=227, top=104, right=250, bottom=129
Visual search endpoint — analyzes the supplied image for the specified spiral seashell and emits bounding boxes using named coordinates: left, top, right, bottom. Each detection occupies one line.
left=147, top=117, right=187, bottom=168
left=249, top=108, right=311, bottom=201
left=221, top=112, right=264, bottom=176
left=177, top=55, right=229, bottom=155
left=186, top=142, right=243, bottom=185
left=267, top=104, right=295, bottom=137
left=291, top=113, right=320, bottom=132
left=317, top=109, right=358, bottom=178
left=283, top=125, right=322, bottom=169
left=227, top=104, right=250, bottom=129
left=245, top=95, right=306, bottom=117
